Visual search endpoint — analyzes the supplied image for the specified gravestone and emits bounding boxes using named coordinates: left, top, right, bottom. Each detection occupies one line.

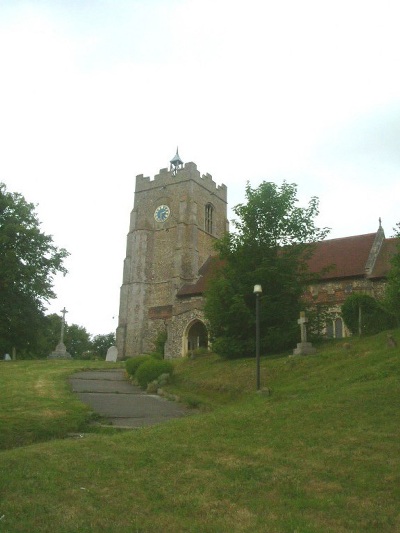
left=293, top=311, right=316, bottom=355
left=387, top=334, right=397, bottom=348
left=105, top=345, right=118, bottom=362
left=4, top=353, right=11, bottom=361
left=48, top=307, right=72, bottom=359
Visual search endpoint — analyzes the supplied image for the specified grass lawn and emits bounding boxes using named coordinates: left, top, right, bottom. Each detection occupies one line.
left=0, top=332, right=399, bottom=532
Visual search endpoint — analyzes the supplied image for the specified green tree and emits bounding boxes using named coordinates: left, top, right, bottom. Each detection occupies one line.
left=36, top=314, right=97, bottom=360
left=29, top=312, right=64, bottom=359
left=0, top=183, right=69, bottom=355
left=341, top=293, right=396, bottom=336
left=384, top=223, right=400, bottom=324
left=92, top=332, right=116, bottom=358
left=64, top=324, right=92, bottom=358
left=205, top=181, right=329, bottom=358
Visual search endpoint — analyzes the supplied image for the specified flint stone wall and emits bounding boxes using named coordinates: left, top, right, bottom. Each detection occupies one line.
left=117, top=162, right=227, bottom=359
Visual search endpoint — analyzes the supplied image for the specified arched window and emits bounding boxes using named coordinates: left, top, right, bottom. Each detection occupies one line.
left=205, top=203, right=214, bottom=234
left=335, top=318, right=343, bottom=338
left=326, top=317, right=344, bottom=339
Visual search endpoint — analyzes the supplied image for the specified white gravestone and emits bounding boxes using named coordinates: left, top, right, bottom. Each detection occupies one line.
left=106, top=345, right=118, bottom=362
left=4, top=353, right=11, bottom=361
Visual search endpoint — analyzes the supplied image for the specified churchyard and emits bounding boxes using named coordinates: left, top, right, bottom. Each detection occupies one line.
left=0, top=330, right=399, bottom=532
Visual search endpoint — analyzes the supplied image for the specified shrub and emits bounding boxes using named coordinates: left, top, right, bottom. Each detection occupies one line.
left=154, top=330, right=167, bottom=357
left=341, top=293, right=396, bottom=335
left=190, top=347, right=209, bottom=358
left=148, top=351, right=163, bottom=360
left=125, top=355, right=150, bottom=377
left=135, top=359, right=174, bottom=389
left=212, top=336, right=253, bottom=359
left=74, top=351, right=98, bottom=361
left=157, top=373, right=171, bottom=386
left=146, top=380, right=159, bottom=394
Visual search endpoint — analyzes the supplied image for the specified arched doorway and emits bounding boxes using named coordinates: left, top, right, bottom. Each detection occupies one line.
left=183, top=319, right=208, bottom=357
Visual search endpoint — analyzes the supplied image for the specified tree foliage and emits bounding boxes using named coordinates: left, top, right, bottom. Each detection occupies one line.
left=42, top=314, right=92, bottom=358
left=28, top=312, right=115, bottom=359
left=92, top=332, right=116, bottom=358
left=383, top=222, right=400, bottom=324
left=0, top=183, right=69, bottom=354
left=35, top=312, right=65, bottom=358
left=341, top=293, right=396, bottom=336
left=205, top=181, right=330, bottom=358
left=64, top=324, right=92, bottom=358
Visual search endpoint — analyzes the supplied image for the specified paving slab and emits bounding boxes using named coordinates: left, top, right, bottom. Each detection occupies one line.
left=71, top=377, right=140, bottom=394
left=71, top=370, right=128, bottom=381
left=69, top=369, right=192, bottom=428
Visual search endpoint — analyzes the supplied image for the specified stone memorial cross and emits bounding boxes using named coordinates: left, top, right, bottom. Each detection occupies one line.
left=298, top=311, right=308, bottom=343
left=60, top=307, right=67, bottom=344
left=292, top=311, right=316, bottom=356
left=47, top=307, right=72, bottom=359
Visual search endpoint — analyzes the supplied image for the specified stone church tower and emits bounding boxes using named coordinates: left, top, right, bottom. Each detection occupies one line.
left=116, top=151, right=228, bottom=359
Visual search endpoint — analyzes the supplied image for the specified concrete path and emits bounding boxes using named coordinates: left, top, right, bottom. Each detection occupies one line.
left=69, top=369, right=191, bottom=428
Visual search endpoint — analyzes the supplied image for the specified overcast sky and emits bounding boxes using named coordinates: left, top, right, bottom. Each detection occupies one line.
left=1, top=0, right=399, bottom=337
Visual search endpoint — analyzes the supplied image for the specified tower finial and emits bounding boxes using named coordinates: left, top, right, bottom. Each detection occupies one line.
left=170, top=147, right=183, bottom=175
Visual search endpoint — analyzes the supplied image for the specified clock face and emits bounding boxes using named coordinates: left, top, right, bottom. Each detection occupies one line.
left=154, top=204, right=170, bottom=222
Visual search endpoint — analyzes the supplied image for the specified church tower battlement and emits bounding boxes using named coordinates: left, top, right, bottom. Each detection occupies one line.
left=135, top=162, right=227, bottom=197
left=117, top=154, right=228, bottom=359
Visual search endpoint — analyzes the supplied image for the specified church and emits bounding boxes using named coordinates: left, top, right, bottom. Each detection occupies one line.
left=116, top=151, right=228, bottom=359
left=116, top=152, right=397, bottom=359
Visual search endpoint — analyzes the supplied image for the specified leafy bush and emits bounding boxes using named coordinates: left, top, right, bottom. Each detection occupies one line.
left=265, top=325, right=298, bottom=354
left=154, top=330, right=167, bottom=357
left=190, top=347, right=209, bottom=358
left=125, top=355, right=150, bottom=377
left=135, top=359, right=174, bottom=389
left=157, top=373, right=171, bottom=386
left=148, top=351, right=163, bottom=360
left=74, top=351, right=98, bottom=361
left=341, top=293, right=396, bottom=335
left=146, top=380, right=159, bottom=394
left=212, top=337, right=250, bottom=359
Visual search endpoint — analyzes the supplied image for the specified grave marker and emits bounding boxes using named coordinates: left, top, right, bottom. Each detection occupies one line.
left=293, top=311, right=316, bottom=355
left=105, top=346, right=118, bottom=362
left=48, top=307, right=72, bottom=359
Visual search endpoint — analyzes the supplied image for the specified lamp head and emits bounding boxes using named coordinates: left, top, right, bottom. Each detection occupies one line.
left=253, top=284, right=262, bottom=294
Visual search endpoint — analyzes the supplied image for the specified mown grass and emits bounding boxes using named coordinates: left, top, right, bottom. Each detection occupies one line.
left=0, top=359, right=124, bottom=449
left=0, top=331, right=399, bottom=532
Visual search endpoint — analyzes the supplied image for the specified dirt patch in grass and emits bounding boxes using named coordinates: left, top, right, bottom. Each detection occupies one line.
left=34, top=378, right=58, bottom=398
left=40, top=409, right=68, bottom=418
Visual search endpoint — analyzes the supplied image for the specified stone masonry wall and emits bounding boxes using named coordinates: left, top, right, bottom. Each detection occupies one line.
left=117, top=162, right=227, bottom=358
left=165, top=297, right=206, bottom=359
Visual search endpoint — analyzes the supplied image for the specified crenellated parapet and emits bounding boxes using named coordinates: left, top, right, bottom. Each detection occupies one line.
left=135, top=162, right=227, bottom=203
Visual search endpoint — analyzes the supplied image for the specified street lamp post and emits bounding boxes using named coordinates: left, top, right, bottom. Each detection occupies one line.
left=253, top=284, right=262, bottom=390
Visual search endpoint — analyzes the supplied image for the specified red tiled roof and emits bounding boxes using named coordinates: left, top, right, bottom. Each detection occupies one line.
left=176, top=256, right=222, bottom=297
left=370, top=238, right=398, bottom=278
left=176, top=232, right=399, bottom=297
left=306, top=233, right=376, bottom=280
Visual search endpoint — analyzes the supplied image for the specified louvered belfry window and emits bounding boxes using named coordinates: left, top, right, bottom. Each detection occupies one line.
left=205, top=203, right=213, bottom=234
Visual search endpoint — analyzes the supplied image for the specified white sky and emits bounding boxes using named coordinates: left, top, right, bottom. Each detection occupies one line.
left=1, top=0, right=399, bottom=336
